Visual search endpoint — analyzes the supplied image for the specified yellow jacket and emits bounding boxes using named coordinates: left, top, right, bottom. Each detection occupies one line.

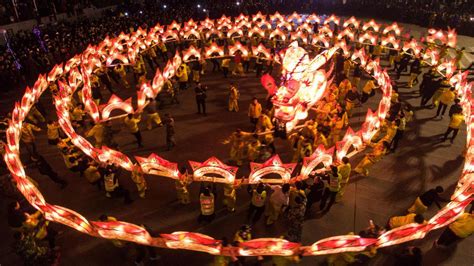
left=257, top=114, right=273, bottom=131
left=86, top=124, right=105, bottom=143
left=47, top=123, right=60, bottom=140
left=222, top=58, right=231, bottom=68
left=362, top=80, right=375, bottom=94
left=176, top=66, right=188, bottom=82
left=124, top=115, right=141, bottom=133
left=449, top=212, right=474, bottom=238
left=389, top=213, right=419, bottom=228
left=21, top=123, right=41, bottom=143
left=440, top=90, right=455, bottom=105
left=248, top=102, right=262, bottom=119
left=84, top=166, right=101, bottom=183
left=71, top=107, right=84, bottom=121
left=229, top=87, right=239, bottom=100
left=449, top=113, right=464, bottom=129
left=338, top=163, right=351, bottom=182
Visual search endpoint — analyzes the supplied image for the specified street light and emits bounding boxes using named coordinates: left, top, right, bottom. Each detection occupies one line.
left=197, top=4, right=201, bottom=8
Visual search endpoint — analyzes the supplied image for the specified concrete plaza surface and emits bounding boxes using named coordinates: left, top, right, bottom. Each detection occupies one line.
left=0, top=21, right=473, bottom=266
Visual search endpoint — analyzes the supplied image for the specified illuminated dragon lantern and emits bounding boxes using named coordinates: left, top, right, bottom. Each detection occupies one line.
left=262, top=41, right=338, bottom=131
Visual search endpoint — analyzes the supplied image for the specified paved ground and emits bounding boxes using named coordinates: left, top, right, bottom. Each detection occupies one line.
left=0, top=22, right=473, bottom=266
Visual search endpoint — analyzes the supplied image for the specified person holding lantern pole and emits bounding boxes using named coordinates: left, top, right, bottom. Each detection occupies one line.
left=114, top=64, right=130, bottom=89
left=265, top=183, right=290, bottom=225
left=223, top=182, right=238, bottom=213
left=176, top=167, right=191, bottom=205
left=223, top=129, right=252, bottom=166
left=145, top=97, right=163, bottom=130
left=131, top=164, right=147, bottom=199
left=247, top=183, right=267, bottom=224
left=176, top=63, right=189, bottom=90
left=407, top=58, right=421, bottom=88
left=124, top=113, right=143, bottom=148
left=435, top=205, right=474, bottom=247
left=336, top=157, right=352, bottom=202
left=221, top=58, right=230, bottom=78
left=163, top=113, right=176, bottom=151
left=102, top=165, right=133, bottom=205
left=86, top=121, right=105, bottom=148
left=319, top=165, right=341, bottom=213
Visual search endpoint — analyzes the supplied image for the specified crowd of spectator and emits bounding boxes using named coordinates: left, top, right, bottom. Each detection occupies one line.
left=0, top=0, right=472, bottom=94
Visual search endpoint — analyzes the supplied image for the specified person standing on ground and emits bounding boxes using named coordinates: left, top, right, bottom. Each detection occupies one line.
left=145, top=98, right=162, bottom=130
left=255, top=53, right=264, bottom=78
left=247, top=183, right=267, bottom=224
left=449, top=98, right=462, bottom=117
left=198, top=185, right=215, bottom=224
left=442, top=109, right=464, bottom=143
left=407, top=58, right=421, bottom=88
left=336, top=157, right=351, bottom=202
left=223, top=182, right=238, bottom=212
left=176, top=63, right=189, bottom=90
left=86, top=121, right=105, bottom=148
left=436, top=87, right=456, bottom=118
left=163, top=113, right=176, bottom=150
left=131, top=164, right=147, bottom=199
left=248, top=97, right=262, bottom=129
left=360, top=79, right=376, bottom=103
left=194, top=82, right=207, bottom=115
left=390, top=114, right=406, bottom=152
left=265, top=183, right=290, bottom=225
left=319, top=166, right=341, bottom=213
left=221, top=58, right=230, bottom=78
left=46, top=120, right=60, bottom=145
left=124, top=113, right=143, bottom=148
left=287, top=196, right=306, bottom=242
left=103, top=165, right=133, bottom=205
left=176, top=167, right=191, bottom=205
left=228, top=83, right=240, bottom=112
left=352, top=64, right=363, bottom=89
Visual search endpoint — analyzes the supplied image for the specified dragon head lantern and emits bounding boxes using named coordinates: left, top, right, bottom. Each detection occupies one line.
left=262, top=42, right=337, bottom=131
